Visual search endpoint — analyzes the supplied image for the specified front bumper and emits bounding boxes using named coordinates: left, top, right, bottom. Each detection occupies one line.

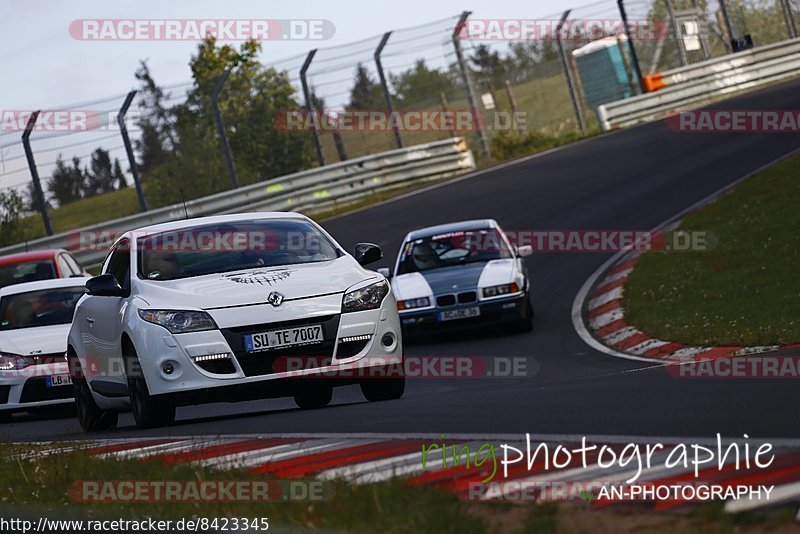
left=89, top=293, right=402, bottom=409
left=399, top=292, right=528, bottom=333
left=0, top=363, right=74, bottom=413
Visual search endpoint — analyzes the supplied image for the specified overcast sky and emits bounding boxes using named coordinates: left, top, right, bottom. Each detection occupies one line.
left=0, top=0, right=579, bottom=109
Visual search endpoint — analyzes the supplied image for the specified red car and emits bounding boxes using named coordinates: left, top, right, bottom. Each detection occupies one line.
left=0, top=250, right=89, bottom=290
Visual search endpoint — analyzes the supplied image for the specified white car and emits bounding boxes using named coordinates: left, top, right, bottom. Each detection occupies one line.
left=0, top=277, right=91, bottom=422
left=68, top=212, right=403, bottom=431
left=378, top=219, right=533, bottom=334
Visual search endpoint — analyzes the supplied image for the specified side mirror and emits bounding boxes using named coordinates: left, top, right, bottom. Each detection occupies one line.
left=517, top=245, right=533, bottom=258
left=354, top=243, right=383, bottom=266
left=85, top=274, right=125, bottom=297
left=376, top=267, right=392, bottom=279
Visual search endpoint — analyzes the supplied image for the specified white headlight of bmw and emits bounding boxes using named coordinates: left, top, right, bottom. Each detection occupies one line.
left=138, top=309, right=217, bottom=334
left=342, top=280, right=390, bottom=313
left=397, top=297, right=431, bottom=311
left=482, top=282, right=520, bottom=298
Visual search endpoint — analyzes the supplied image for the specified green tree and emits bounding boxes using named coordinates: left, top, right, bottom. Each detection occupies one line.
left=85, top=148, right=127, bottom=195
left=348, top=63, right=384, bottom=110
left=48, top=155, right=85, bottom=206
left=145, top=36, right=313, bottom=206
left=0, top=189, right=32, bottom=247
left=389, top=59, right=455, bottom=109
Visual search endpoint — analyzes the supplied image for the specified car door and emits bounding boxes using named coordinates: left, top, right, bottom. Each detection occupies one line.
left=82, top=240, right=131, bottom=385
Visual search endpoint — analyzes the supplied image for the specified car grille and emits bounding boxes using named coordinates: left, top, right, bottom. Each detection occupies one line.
left=0, top=385, right=9, bottom=404
left=221, top=315, right=340, bottom=378
left=437, top=291, right=477, bottom=307
left=19, top=378, right=74, bottom=403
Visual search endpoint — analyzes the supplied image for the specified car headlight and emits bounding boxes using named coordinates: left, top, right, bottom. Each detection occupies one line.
left=138, top=309, right=217, bottom=334
left=482, top=282, right=520, bottom=298
left=342, top=280, right=390, bottom=313
left=0, top=353, right=36, bottom=371
left=397, top=297, right=431, bottom=311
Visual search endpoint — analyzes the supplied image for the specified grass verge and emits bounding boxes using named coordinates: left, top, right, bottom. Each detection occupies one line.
left=624, top=151, right=800, bottom=346
left=1, top=443, right=795, bottom=533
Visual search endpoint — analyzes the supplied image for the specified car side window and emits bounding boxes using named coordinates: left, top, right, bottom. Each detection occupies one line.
left=65, top=253, right=82, bottom=275
left=56, top=254, right=72, bottom=276
left=104, top=240, right=131, bottom=290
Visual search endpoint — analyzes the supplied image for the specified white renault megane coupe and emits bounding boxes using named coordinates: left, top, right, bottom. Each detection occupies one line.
left=1, top=277, right=91, bottom=422
left=67, top=212, right=403, bottom=431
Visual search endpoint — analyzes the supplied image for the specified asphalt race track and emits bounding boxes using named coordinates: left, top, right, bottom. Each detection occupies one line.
left=4, top=79, right=800, bottom=442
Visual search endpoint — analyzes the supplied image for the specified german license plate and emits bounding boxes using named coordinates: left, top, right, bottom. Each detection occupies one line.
left=438, top=307, right=481, bottom=321
left=244, top=324, right=324, bottom=353
left=46, top=374, right=73, bottom=387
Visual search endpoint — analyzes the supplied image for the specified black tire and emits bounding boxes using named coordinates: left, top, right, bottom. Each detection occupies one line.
left=75, top=377, right=118, bottom=432
left=361, top=376, right=405, bottom=402
left=124, top=342, right=176, bottom=429
left=514, top=297, right=534, bottom=333
left=0, top=411, right=12, bottom=424
left=293, top=386, right=333, bottom=410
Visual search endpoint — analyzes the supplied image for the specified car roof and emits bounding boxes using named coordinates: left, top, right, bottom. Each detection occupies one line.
left=0, top=249, right=64, bottom=266
left=405, top=219, right=497, bottom=241
left=123, top=211, right=311, bottom=237
left=0, top=276, right=91, bottom=298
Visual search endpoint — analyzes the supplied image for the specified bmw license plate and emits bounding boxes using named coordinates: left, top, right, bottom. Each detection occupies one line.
left=244, top=325, right=324, bottom=353
left=46, top=374, right=73, bottom=387
left=438, top=307, right=481, bottom=321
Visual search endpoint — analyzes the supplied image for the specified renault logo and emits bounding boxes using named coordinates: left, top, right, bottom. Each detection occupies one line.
left=267, top=291, right=285, bottom=307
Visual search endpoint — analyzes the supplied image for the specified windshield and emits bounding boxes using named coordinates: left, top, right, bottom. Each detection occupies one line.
left=0, top=286, right=85, bottom=330
left=397, top=228, right=512, bottom=275
left=0, top=260, right=56, bottom=290
left=137, top=219, right=342, bottom=281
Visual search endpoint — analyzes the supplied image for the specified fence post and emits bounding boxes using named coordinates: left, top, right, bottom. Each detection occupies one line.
left=211, top=69, right=240, bottom=189
left=664, top=0, right=688, bottom=66
left=300, top=49, right=325, bottom=167
left=717, top=0, right=735, bottom=51
left=779, top=0, right=798, bottom=39
left=556, top=10, right=587, bottom=134
left=117, top=90, right=148, bottom=212
left=504, top=80, right=520, bottom=130
left=617, top=0, right=646, bottom=93
left=375, top=31, right=403, bottom=149
left=453, top=11, right=491, bottom=159
left=440, top=93, right=456, bottom=138
left=21, top=111, right=53, bottom=236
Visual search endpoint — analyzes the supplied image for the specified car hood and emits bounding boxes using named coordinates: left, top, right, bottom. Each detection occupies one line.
left=137, top=256, right=375, bottom=310
left=0, top=324, right=70, bottom=356
left=393, top=259, right=516, bottom=300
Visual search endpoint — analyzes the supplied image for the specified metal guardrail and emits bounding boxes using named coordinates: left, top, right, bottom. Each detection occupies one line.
left=0, top=137, right=475, bottom=271
left=597, top=37, right=800, bottom=131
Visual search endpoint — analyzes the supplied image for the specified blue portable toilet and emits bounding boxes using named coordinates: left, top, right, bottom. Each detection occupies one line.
left=572, top=36, right=639, bottom=112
